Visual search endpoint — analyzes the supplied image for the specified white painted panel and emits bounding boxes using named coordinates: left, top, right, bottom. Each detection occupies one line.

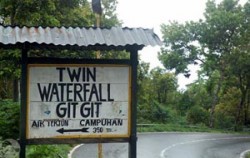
left=27, top=64, right=130, bottom=139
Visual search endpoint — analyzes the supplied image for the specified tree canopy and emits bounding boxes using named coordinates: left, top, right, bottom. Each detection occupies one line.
left=159, top=0, right=250, bottom=128
left=0, top=0, right=124, bottom=100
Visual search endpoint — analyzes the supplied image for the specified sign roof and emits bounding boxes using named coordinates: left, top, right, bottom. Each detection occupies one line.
left=0, top=25, right=162, bottom=50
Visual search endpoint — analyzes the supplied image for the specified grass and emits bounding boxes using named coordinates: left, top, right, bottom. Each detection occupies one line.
left=246, top=152, right=250, bottom=158
left=137, top=123, right=239, bottom=133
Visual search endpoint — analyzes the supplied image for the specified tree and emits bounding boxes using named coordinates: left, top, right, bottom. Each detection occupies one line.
left=0, top=0, right=123, bottom=100
left=186, top=105, right=209, bottom=125
left=0, top=0, right=92, bottom=100
left=0, top=49, right=20, bottom=100
left=215, top=87, right=242, bottom=129
left=0, top=0, right=93, bottom=26
left=177, top=79, right=211, bottom=116
left=137, top=61, right=151, bottom=105
left=101, top=0, right=121, bottom=27
left=0, top=100, right=20, bottom=139
left=159, top=0, right=250, bottom=128
left=150, top=67, right=178, bottom=105
left=137, top=65, right=179, bottom=123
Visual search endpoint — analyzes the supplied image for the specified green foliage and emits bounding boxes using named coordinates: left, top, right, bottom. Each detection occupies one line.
left=99, top=50, right=129, bottom=59
left=214, top=87, right=243, bottom=130
left=159, top=21, right=199, bottom=75
left=151, top=101, right=175, bottom=123
left=246, top=152, right=250, bottom=158
left=214, top=110, right=235, bottom=130
left=186, top=106, right=209, bottom=125
left=138, top=101, right=180, bottom=124
left=137, top=64, right=179, bottom=123
left=0, top=49, right=21, bottom=99
left=0, top=49, right=21, bottom=77
left=0, top=0, right=124, bottom=100
left=0, top=77, right=13, bottom=99
left=101, top=0, right=122, bottom=27
left=54, top=1, right=93, bottom=27
left=176, top=91, right=194, bottom=116
left=150, top=67, right=178, bottom=104
left=0, top=100, right=20, bottom=139
left=0, top=100, right=71, bottom=157
left=27, top=145, right=71, bottom=158
left=138, top=123, right=215, bottom=133
left=159, top=0, right=250, bottom=128
left=137, top=61, right=151, bottom=108
left=0, top=0, right=92, bottom=26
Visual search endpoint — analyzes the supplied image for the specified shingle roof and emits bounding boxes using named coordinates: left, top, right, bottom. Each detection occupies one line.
left=0, top=25, right=162, bottom=50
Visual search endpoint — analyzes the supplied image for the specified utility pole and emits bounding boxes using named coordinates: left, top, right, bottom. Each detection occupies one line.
left=92, top=1, right=103, bottom=157
left=92, top=0, right=102, bottom=58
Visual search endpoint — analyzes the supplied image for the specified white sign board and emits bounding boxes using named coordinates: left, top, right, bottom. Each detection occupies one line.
left=27, top=64, right=131, bottom=139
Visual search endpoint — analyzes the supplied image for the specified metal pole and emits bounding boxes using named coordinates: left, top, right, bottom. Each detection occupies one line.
left=129, top=48, right=138, bottom=158
left=95, top=13, right=101, bottom=58
left=20, top=45, right=28, bottom=158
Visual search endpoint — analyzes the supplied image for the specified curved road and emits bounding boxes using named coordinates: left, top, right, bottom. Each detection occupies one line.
left=71, top=133, right=250, bottom=158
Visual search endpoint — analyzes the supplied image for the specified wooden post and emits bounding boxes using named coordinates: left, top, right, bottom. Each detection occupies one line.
left=95, top=8, right=102, bottom=156
left=98, top=143, right=103, bottom=158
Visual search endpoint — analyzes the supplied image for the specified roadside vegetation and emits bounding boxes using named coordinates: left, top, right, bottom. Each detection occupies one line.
left=246, top=152, right=250, bottom=158
left=137, top=0, right=250, bottom=132
left=0, top=0, right=249, bottom=157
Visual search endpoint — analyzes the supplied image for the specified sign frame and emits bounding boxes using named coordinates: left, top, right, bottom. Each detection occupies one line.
left=26, top=63, right=132, bottom=140
left=20, top=49, right=138, bottom=158
left=21, top=56, right=137, bottom=145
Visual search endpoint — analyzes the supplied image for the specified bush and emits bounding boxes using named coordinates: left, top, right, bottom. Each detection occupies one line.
left=186, top=106, right=209, bottom=125
left=214, top=111, right=235, bottom=130
left=246, top=152, right=250, bottom=158
left=27, top=145, right=71, bottom=158
left=137, top=101, right=182, bottom=124
left=151, top=102, right=177, bottom=123
left=0, top=100, right=20, bottom=139
left=137, top=103, right=153, bottom=123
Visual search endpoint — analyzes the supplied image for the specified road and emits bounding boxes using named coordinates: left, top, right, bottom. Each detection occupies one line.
left=70, top=133, right=250, bottom=158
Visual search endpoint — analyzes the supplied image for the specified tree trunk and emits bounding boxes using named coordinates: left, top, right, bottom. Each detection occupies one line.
left=235, top=74, right=248, bottom=130
left=235, top=94, right=245, bottom=130
left=246, top=90, right=250, bottom=125
left=209, top=74, right=224, bottom=128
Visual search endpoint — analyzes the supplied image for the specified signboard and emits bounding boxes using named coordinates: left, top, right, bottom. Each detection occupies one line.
left=27, top=64, right=131, bottom=139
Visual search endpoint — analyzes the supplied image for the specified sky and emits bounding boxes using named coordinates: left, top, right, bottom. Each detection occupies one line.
left=116, top=0, right=208, bottom=89
left=115, top=0, right=247, bottom=89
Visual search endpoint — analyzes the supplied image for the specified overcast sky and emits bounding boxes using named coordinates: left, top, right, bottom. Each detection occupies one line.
left=116, top=0, right=207, bottom=89
left=116, top=0, right=247, bottom=89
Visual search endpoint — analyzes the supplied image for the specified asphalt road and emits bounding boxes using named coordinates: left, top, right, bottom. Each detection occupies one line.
left=70, top=133, right=250, bottom=158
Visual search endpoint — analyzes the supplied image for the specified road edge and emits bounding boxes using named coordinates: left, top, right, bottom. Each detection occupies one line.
left=68, top=144, right=84, bottom=158
left=240, top=149, right=250, bottom=158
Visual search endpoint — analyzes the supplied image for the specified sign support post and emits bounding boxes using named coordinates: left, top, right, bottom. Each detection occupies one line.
left=129, top=48, right=138, bottom=158
left=20, top=45, right=28, bottom=158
